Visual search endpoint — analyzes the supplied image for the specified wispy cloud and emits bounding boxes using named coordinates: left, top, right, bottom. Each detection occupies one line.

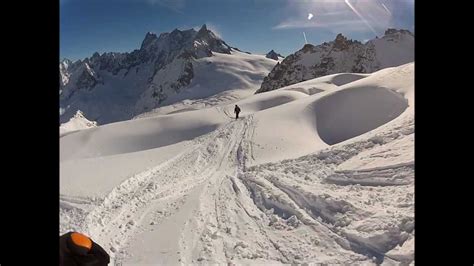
left=273, top=0, right=395, bottom=35
left=344, top=0, right=376, bottom=34
left=191, top=22, right=223, bottom=39
left=205, top=23, right=223, bottom=39
left=273, top=19, right=366, bottom=30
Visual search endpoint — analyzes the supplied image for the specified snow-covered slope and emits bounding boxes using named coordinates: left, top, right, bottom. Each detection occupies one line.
left=60, top=63, right=414, bottom=265
left=60, top=25, right=277, bottom=125
left=60, top=110, right=97, bottom=137
left=256, top=29, right=414, bottom=93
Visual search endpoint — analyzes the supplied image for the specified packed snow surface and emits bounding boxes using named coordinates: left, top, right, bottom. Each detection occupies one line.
left=60, top=63, right=414, bottom=265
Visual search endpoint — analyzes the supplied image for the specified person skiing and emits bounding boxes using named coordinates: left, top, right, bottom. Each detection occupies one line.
left=234, top=105, right=241, bottom=119
left=60, top=231, right=110, bottom=266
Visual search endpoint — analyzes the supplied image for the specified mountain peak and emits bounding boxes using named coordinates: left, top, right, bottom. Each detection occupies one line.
left=196, top=24, right=212, bottom=38
left=257, top=29, right=414, bottom=94
left=302, top=43, right=316, bottom=53
left=171, top=28, right=182, bottom=34
left=333, top=33, right=351, bottom=50
left=144, top=32, right=157, bottom=39
left=335, top=33, right=347, bottom=41
left=266, top=50, right=283, bottom=60
left=73, top=110, right=85, bottom=119
left=141, top=32, right=158, bottom=50
left=60, top=58, right=72, bottom=66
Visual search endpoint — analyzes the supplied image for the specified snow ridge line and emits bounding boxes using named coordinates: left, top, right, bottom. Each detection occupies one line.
left=337, top=161, right=414, bottom=173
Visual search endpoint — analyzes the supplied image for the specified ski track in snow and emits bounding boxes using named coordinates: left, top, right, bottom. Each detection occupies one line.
left=61, top=107, right=413, bottom=265
left=241, top=114, right=414, bottom=265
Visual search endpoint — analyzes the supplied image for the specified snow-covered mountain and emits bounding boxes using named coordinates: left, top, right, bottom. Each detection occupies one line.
left=265, top=50, right=284, bottom=60
left=60, top=110, right=97, bottom=137
left=60, top=25, right=278, bottom=124
left=60, top=22, right=414, bottom=265
left=256, top=29, right=414, bottom=93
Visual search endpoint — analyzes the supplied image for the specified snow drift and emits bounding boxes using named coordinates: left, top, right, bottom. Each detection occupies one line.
left=311, top=86, right=408, bottom=145
left=60, top=108, right=226, bottom=161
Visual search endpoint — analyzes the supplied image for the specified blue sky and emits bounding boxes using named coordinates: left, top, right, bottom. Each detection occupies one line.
left=60, top=0, right=414, bottom=61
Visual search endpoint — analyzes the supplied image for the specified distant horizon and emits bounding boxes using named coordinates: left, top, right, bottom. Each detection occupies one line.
left=61, top=25, right=413, bottom=63
left=60, top=0, right=414, bottom=61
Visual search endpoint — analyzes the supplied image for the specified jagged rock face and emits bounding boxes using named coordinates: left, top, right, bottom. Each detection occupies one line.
left=60, top=60, right=105, bottom=100
left=265, top=50, right=284, bottom=60
left=75, top=63, right=102, bottom=90
left=385, top=28, right=413, bottom=36
left=140, top=59, right=195, bottom=106
left=59, top=59, right=72, bottom=88
left=256, top=29, right=414, bottom=94
left=92, top=52, right=128, bottom=75
left=59, top=25, right=234, bottom=124
left=193, top=25, right=232, bottom=56
left=333, top=33, right=361, bottom=50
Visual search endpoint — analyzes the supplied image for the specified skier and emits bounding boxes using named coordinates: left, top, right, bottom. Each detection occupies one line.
left=234, top=105, right=241, bottom=119
left=60, top=231, right=110, bottom=266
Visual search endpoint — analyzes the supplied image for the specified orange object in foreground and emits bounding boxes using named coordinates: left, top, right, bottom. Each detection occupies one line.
left=70, top=232, right=92, bottom=251
left=60, top=231, right=110, bottom=265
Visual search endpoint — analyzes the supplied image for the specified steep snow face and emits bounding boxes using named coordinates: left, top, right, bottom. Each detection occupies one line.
left=311, top=86, right=408, bottom=145
left=256, top=29, right=414, bottom=93
left=61, top=63, right=413, bottom=265
left=369, top=29, right=415, bottom=69
left=60, top=25, right=277, bottom=125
